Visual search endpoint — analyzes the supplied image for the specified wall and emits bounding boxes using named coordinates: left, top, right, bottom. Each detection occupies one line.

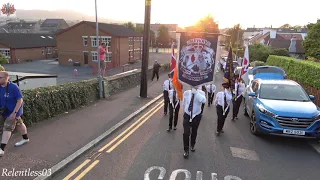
left=12, top=47, right=56, bottom=63
left=15, top=77, right=57, bottom=90
left=105, top=64, right=169, bottom=96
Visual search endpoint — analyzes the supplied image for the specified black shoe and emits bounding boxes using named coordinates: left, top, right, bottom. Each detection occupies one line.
left=231, top=118, right=235, bottom=121
left=183, top=151, right=189, bottom=158
left=221, top=130, right=224, bottom=133
left=191, top=146, right=196, bottom=152
left=216, top=131, right=220, bottom=136
left=173, top=127, right=177, bottom=130
left=167, top=128, right=171, bottom=132
left=235, top=117, right=239, bottom=120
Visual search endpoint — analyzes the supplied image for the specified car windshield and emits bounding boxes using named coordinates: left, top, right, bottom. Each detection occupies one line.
left=259, top=84, right=310, bottom=101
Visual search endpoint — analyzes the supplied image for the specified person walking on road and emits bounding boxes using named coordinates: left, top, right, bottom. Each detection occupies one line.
left=0, top=71, right=29, bottom=156
left=167, top=87, right=180, bottom=131
left=182, top=86, right=206, bottom=158
left=151, top=60, right=161, bottom=81
left=232, top=78, right=245, bottom=121
left=163, top=73, right=173, bottom=115
left=214, top=83, right=232, bottom=136
left=206, top=83, right=216, bottom=107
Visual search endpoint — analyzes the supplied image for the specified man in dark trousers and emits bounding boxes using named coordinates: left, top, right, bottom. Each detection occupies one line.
left=151, top=60, right=161, bottom=81
left=214, top=83, right=232, bottom=136
left=167, top=87, right=180, bottom=131
left=206, top=83, right=216, bottom=107
left=232, top=78, right=245, bottom=121
left=163, top=73, right=172, bottom=115
left=182, top=86, right=206, bottom=158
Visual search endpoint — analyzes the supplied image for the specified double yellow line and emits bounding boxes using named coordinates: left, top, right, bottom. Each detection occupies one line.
left=63, top=100, right=164, bottom=180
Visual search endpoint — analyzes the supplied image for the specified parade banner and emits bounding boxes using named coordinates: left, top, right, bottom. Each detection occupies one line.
left=177, top=32, right=219, bottom=87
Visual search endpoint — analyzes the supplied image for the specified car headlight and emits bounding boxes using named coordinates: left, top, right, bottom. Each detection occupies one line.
left=312, top=112, right=320, bottom=121
left=257, top=104, right=276, bottom=117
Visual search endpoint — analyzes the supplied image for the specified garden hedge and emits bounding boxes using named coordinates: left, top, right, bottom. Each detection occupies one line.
left=21, top=79, right=99, bottom=126
left=267, top=55, right=320, bottom=89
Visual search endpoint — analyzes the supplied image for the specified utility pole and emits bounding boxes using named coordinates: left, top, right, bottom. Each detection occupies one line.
left=235, top=28, right=240, bottom=61
left=140, top=0, right=152, bottom=98
left=95, top=0, right=103, bottom=98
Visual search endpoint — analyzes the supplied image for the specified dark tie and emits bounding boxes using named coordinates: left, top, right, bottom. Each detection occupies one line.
left=236, top=83, right=239, bottom=97
left=224, top=93, right=228, bottom=110
left=188, top=93, right=195, bottom=117
left=173, top=90, right=176, bottom=104
left=168, top=80, right=171, bottom=90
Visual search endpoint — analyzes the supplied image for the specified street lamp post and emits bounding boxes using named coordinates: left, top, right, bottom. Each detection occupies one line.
left=140, top=0, right=152, bottom=98
left=95, top=0, right=103, bottom=99
left=235, top=29, right=240, bottom=61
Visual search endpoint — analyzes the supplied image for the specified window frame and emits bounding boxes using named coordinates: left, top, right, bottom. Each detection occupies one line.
left=82, top=36, right=88, bottom=46
left=91, top=51, right=98, bottom=61
left=47, top=47, right=52, bottom=55
left=91, top=37, right=98, bottom=47
left=41, top=48, right=45, bottom=55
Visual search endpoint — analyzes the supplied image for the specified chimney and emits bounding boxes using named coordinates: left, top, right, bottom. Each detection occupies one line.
left=289, top=36, right=297, bottom=53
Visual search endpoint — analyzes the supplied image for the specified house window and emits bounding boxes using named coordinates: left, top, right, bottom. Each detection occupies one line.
left=101, top=37, right=112, bottom=52
left=129, top=37, right=134, bottom=61
left=106, top=52, right=112, bottom=62
left=83, top=36, right=88, bottom=46
left=42, top=48, right=45, bottom=55
left=91, top=37, right=98, bottom=47
left=0, top=49, right=10, bottom=57
left=91, top=51, right=98, bottom=61
left=47, top=47, right=52, bottom=54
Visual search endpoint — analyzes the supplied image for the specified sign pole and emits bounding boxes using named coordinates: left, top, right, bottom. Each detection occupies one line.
left=140, top=0, right=152, bottom=98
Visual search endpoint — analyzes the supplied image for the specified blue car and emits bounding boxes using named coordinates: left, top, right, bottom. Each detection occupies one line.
left=244, top=79, right=320, bottom=138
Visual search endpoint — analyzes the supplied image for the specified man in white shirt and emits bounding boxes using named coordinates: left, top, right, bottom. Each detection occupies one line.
left=214, top=83, right=232, bottom=136
left=232, top=78, right=245, bottom=120
left=168, top=88, right=180, bottom=131
left=163, top=73, right=173, bottom=115
left=206, top=83, right=216, bottom=107
left=182, top=86, right=206, bottom=158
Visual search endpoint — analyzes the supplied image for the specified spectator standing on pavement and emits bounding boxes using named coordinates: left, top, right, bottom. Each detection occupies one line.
left=167, top=87, right=180, bottom=131
left=232, top=78, right=245, bottom=121
left=214, top=83, right=232, bottom=136
left=163, top=73, right=172, bottom=115
left=151, top=60, right=161, bottom=81
left=0, top=71, right=29, bottom=156
left=182, top=86, right=206, bottom=158
left=206, top=83, right=216, bottom=107
left=99, top=42, right=107, bottom=78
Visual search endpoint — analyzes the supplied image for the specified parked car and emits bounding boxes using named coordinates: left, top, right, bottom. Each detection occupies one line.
left=243, top=79, right=320, bottom=138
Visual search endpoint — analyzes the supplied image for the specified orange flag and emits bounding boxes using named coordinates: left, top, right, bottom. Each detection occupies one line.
left=172, top=65, right=183, bottom=100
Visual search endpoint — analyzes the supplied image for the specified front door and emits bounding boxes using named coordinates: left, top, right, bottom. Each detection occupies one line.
left=84, top=52, right=89, bottom=65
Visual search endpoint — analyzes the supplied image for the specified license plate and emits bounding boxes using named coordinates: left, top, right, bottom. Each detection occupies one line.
left=283, top=129, right=305, bottom=136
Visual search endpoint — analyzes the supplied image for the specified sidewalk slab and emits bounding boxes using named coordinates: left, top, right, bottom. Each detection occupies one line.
left=0, top=73, right=168, bottom=180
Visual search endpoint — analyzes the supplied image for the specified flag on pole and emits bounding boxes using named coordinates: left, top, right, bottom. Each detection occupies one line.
left=171, top=43, right=183, bottom=100
left=223, top=47, right=234, bottom=91
left=241, top=45, right=250, bottom=80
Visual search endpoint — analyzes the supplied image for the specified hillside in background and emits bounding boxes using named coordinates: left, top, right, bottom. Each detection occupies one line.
left=14, top=9, right=124, bottom=24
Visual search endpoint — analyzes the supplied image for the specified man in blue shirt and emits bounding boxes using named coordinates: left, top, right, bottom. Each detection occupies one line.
left=0, top=71, right=29, bottom=156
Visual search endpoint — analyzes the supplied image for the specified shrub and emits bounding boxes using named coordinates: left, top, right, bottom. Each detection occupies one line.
left=271, top=48, right=290, bottom=57
left=250, top=61, right=265, bottom=67
left=22, top=79, right=99, bottom=126
left=0, top=65, right=5, bottom=71
left=0, top=53, right=9, bottom=65
left=267, top=55, right=320, bottom=89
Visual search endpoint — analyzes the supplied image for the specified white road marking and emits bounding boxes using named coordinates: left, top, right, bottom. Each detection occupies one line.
left=211, top=173, right=218, bottom=180
left=224, top=175, right=243, bottom=180
left=169, top=169, right=191, bottom=180
left=309, top=142, right=320, bottom=154
left=144, top=166, right=166, bottom=180
left=230, top=147, right=260, bottom=161
left=196, top=171, right=203, bottom=180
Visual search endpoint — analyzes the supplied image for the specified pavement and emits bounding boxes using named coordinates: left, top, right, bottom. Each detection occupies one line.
left=2, top=53, right=170, bottom=84
left=50, top=72, right=320, bottom=180
left=0, top=72, right=169, bottom=180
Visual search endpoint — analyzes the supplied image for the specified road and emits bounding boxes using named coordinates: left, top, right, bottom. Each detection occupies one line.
left=53, top=75, right=320, bottom=180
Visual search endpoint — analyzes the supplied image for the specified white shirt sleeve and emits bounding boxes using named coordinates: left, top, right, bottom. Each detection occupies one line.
left=197, top=91, right=207, bottom=104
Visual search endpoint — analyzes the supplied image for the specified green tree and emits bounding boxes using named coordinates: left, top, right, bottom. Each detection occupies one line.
left=134, top=27, right=156, bottom=46
left=184, top=15, right=219, bottom=33
left=302, top=19, right=320, bottom=59
left=0, top=53, right=8, bottom=65
left=123, top=22, right=135, bottom=31
left=280, top=24, right=292, bottom=28
left=157, top=25, right=170, bottom=47
left=271, top=48, right=290, bottom=57
left=226, top=24, right=244, bottom=49
left=249, top=44, right=273, bottom=62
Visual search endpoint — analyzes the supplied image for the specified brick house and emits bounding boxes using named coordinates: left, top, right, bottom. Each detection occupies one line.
left=0, top=33, right=57, bottom=63
left=56, top=21, right=143, bottom=69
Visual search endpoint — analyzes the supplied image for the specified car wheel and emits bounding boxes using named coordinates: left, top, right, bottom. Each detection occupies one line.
left=250, top=112, right=259, bottom=135
left=244, top=101, right=249, bottom=116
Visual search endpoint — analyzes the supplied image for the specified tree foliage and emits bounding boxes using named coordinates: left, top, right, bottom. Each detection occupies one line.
left=134, top=26, right=156, bottom=46
left=279, top=24, right=304, bottom=28
left=249, top=44, right=290, bottom=62
left=0, top=53, right=9, bottom=65
left=184, top=15, right=219, bottom=33
left=226, top=24, right=244, bottom=49
left=123, top=22, right=135, bottom=31
left=156, top=25, right=171, bottom=47
left=302, top=19, right=320, bottom=59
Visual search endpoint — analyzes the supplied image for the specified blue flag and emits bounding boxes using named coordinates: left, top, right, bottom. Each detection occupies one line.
left=223, top=47, right=234, bottom=90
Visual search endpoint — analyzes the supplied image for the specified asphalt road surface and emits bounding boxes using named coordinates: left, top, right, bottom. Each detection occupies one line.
left=53, top=75, right=320, bottom=180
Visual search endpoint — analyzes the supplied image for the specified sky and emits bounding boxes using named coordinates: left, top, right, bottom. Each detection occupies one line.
left=3, top=0, right=320, bottom=28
